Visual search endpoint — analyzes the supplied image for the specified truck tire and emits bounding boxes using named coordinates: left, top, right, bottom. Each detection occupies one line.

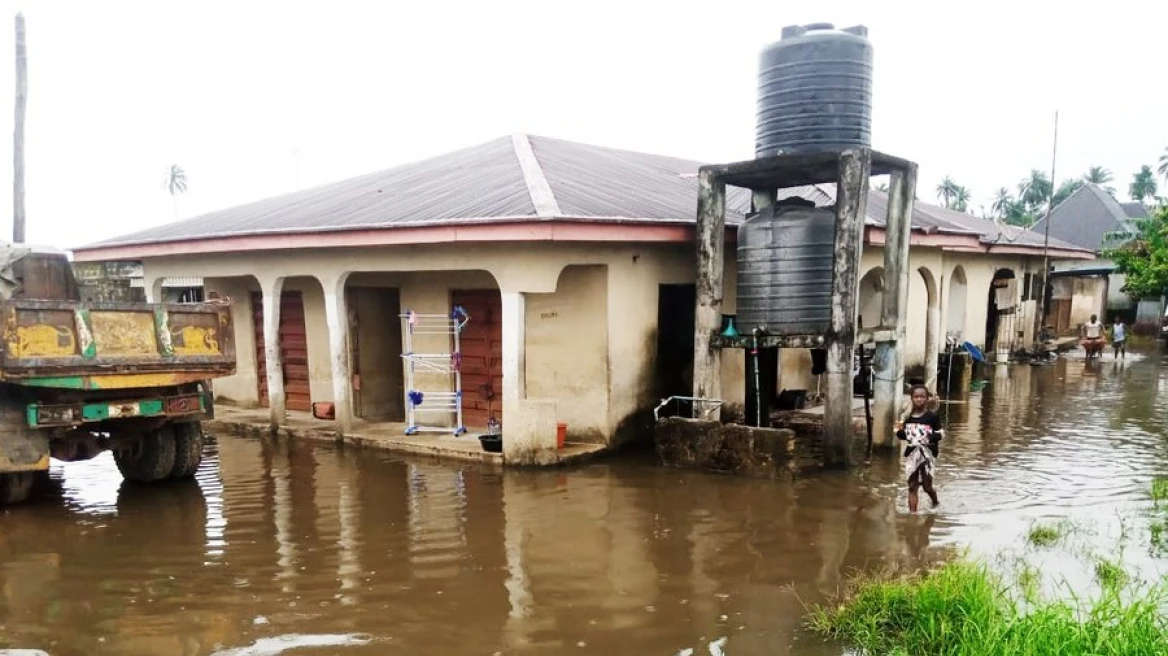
left=0, top=471, right=34, bottom=505
left=169, top=422, right=205, bottom=480
left=113, top=429, right=177, bottom=483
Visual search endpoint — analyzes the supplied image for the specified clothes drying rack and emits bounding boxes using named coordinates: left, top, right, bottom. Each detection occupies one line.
left=400, top=307, right=470, bottom=435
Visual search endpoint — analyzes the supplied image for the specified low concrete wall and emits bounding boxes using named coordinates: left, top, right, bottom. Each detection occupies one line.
left=654, top=417, right=800, bottom=478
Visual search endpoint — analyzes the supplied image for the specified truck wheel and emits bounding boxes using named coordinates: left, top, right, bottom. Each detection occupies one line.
left=0, top=471, right=35, bottom=505
left=113, top=430, right=177, bottom=483
left=169, top=422, right=205, bottom=480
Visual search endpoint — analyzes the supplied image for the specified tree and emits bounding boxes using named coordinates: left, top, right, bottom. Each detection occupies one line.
left=1002, top=200, right=1035, bottom=227
left=1103, top=204, right=1168, bottom=298
left=1158, top=148, right=1168, bottom=183
left=164, top=164, right=187, bottom=219
left=1128, top=165, right=1158, bottom=203
left=990, top=187, right=1014, bottom=219
left=1083, top=166, right=1116, bottom=196
left=952, top=185, right=972, bottom=212
left=1017, top=169, right=1052, bottom=213
left=874, top=182, right=889, bottom=193
left=935, top=176, right=960, bottom=208
left=1051, top=179, right=1083, bottom=208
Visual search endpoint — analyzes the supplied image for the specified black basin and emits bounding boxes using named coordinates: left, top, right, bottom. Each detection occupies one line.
left=478, top=435, right=502, bottom=453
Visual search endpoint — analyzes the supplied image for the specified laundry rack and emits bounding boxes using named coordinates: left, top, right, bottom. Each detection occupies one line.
left=400, top=307, right=470, bottom=435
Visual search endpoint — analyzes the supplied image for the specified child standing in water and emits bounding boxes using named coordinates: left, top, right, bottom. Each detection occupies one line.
left=895, top=384, right=943, bottom=512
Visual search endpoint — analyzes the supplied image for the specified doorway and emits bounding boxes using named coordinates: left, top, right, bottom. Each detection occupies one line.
left=452, top=289, right=503, bottom=427
left=348, top=287, right=405, bottom=422
left=985, top=269, right=1017, bottom=353
left=252, top=291, right=311, bottom=412
left=655, top=284, right=695, bottom=417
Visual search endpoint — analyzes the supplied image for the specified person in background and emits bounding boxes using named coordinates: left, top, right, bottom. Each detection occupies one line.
left=1111, top=318, right=1127, bottom=359
left=895, top=384, right=943, bottom=512
left=1081, top=314, right=1105, bottom=358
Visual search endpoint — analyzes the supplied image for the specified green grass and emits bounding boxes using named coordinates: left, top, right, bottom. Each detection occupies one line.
left=1151, top=519, right=1167, bottom=554
left=1152, top=477, right=1168, bottom=506
left=1027, top=521, right=1071, bottom=547
left=1093, top=558, right=1129, bottom=590
left=808, top=560, right=1168, bottom=655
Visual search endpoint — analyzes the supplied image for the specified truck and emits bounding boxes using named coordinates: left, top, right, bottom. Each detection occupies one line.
left=0, top=244, right=235, bottom=505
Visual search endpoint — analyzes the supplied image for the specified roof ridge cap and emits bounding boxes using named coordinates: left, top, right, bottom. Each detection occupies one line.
left=511, top=133, right=562, bottom=217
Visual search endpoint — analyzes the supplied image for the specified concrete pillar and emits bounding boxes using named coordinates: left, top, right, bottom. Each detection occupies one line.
left=925, top=291, right=941, bottom=392
left=322, top=274, right=354, bottom=434
left=145, top=277, right=163, bottom=303
left=500, top=291, right=556, bottom=463
left=872, top=164, right=917, bottom=450
left=692, top=168, right=726, bottom=419
left=259, top=276, right=287, bottom=432
left=823, top=150, right=871, bottom=467
left=501, top=291, right=527, bottom=404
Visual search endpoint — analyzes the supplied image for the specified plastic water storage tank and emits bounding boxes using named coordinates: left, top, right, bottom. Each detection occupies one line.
left=755, top=23, right=873, bottom=158
left=736, top=199, right=836, bottom=335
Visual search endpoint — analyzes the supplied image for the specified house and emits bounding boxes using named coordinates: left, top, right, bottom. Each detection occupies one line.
left=1030, top=184, right=1156, bottom=333
left=71, top=135, right=1092, bottom=457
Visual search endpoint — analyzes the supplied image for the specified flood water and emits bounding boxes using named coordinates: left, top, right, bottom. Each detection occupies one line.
left=2, top=352, right=1167, bottom=655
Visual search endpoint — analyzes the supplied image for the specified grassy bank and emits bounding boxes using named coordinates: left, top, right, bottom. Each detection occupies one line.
left=809, top=559, right=1167, bottom=655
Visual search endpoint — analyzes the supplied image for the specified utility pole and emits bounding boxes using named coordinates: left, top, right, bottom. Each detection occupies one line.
left=1034, top=111, right=1059, bottom=343
left=13, top=13, right=26, bottom=243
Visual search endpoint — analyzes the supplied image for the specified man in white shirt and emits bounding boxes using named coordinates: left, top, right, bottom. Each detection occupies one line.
left=1081, top=314, right=1104, bottom=357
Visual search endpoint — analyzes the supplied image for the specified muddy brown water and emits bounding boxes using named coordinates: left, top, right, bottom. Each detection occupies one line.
left=2, top=353, right=1167, bottom=655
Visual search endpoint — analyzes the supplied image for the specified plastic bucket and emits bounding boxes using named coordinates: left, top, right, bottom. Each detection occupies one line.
left=556, top=422, right=567, bottom=449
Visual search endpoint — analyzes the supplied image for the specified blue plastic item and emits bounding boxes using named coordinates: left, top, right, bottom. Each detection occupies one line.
left=962, top=341, right=985, bottom=363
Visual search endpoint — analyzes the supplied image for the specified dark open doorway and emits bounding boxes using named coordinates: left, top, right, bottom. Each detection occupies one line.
left=655, top=284, right=695, bottom=417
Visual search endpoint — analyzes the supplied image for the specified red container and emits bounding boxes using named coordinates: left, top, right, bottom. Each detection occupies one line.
left=556, top=422, right=567, bottom=449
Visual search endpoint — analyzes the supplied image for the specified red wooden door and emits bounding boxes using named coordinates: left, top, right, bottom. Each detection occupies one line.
left=252, top=292, right=312, bottom=412
left=452, top=290, right=503, bottom=427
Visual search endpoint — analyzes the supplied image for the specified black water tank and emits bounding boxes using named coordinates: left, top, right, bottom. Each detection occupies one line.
left=755, top=23, right=873, bottom=158
left=736, top=199, right=837, bottom=335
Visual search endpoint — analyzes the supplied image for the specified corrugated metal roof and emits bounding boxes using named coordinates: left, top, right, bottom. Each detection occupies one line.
left=78, top=134, right=1085, bottom=254
left=1031, top=184, right=1132, bottom=252
left=1120, top=202, right=1149, bottom=219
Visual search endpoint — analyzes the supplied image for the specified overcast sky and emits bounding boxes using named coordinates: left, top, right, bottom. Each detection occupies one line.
left=1, top=0, right=1166, bottom=249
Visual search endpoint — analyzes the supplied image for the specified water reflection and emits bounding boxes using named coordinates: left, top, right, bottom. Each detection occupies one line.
left=1, top=356, right=1166, bottom=655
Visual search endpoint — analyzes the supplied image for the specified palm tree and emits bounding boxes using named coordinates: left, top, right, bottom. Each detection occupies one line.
left=935, top=176, right=960, bottom=208
left=1128, top=165, right=1158, bottom=202
left=1052, top=179, right=1083, bottom=208
left=1017, top=169, right=1052, bottom=212
left=991, top=187, right=1014, bottom=219
left=1158, top=148, right=1168, bottom=183
left=952, top=186, right=972, bottom=212
left=164, top=164, right=187, bottom=219
left=1083, top=166, right=1117, bottom=196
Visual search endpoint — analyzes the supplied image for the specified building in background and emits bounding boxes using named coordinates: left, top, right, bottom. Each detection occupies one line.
left=1031, top=184, right=1155, bottom=333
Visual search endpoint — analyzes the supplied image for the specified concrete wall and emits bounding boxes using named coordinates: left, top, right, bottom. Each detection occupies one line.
left=1068, top=277, right=1106, bottom=328
left=525, top=265, right=609, bottom=442
left=204, top=276, right=260, bottom=407
left=141, top=242, right=744, bottom=446
left=144, top=238, right=1056, bottom=439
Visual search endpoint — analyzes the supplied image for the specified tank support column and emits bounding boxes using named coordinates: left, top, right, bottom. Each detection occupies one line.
left=693, top=168, right=727, bottom=419
left=823, top=149, right=871, bottom=467
left=871, top=165, right=918, bottom=450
